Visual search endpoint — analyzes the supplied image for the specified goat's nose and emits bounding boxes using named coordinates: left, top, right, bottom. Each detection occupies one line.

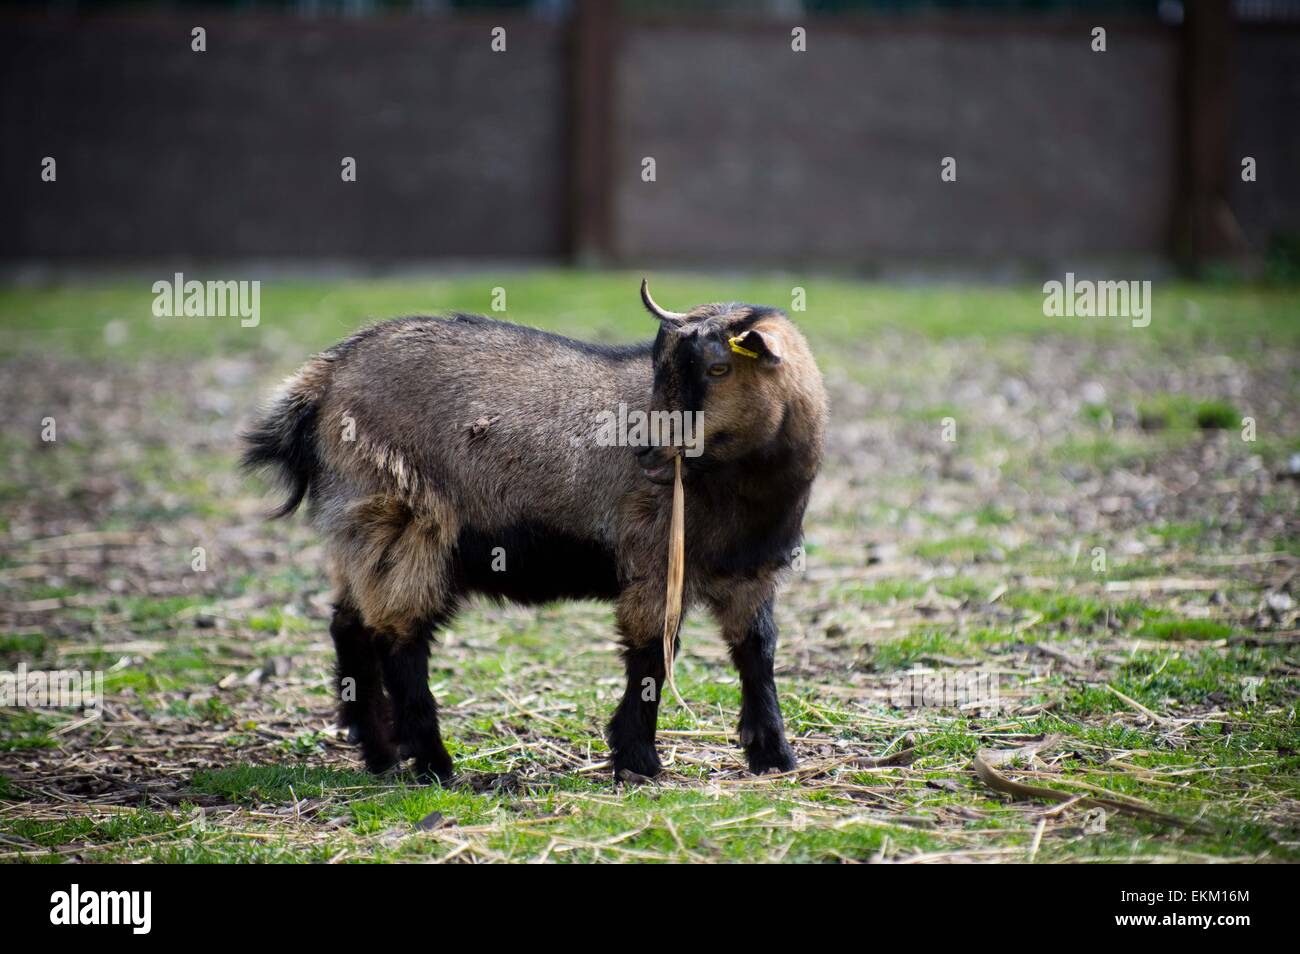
left=634, top=444, right=678, bottom=484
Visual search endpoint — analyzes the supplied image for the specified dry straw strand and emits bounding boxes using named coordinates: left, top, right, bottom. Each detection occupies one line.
left=662, top=454, right=688, bottom=708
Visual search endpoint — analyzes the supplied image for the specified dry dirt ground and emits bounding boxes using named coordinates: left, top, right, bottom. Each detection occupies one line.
left=1, top=275, right=1297, bottom=862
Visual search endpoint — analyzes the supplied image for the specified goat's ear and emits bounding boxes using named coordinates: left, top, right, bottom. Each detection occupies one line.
left=730, top=328, right=783, bottom=367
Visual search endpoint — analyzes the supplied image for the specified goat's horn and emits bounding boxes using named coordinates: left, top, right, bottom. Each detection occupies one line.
left=641, top=278, right=687, bottom=324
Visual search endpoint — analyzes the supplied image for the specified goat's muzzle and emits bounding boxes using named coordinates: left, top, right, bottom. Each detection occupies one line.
left=635, top=445, right=679, bottom=485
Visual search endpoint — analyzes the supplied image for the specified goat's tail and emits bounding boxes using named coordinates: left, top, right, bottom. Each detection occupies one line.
left=241, top=357, right=332, bottom=519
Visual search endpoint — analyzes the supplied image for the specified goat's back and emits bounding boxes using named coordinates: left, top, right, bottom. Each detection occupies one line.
left=310, top=315, right=651, bottom=535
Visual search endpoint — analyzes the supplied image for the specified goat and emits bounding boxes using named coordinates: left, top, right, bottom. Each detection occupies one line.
left=242, top=281, right=828, bottom=782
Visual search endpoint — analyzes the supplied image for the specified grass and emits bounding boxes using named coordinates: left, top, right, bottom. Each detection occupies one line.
left=1135, top=618, right=1239, bottom=641
left=1138, top=394, right=1243, bottom=432
left=3, top=271, right=1300, bottom=363
left=1, top=271, right=1298, bottom=862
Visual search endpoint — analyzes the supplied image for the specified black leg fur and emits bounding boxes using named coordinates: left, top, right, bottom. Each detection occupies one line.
left=379, top=629, right=454, bottom=784
left=607, top=640, right=668, bottom=779
left=730, top=600, right=795, bottom=774
left=330, top=605, right=397, bottom=774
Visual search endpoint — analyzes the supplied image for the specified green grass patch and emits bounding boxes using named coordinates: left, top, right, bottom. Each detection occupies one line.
left=350, top=783, right=502, bottom=833
left=1135, top=618, right=1238, bottom=641
left=5, top=274, right=1300, bottom=361
left=191, top=764, right=379, bottom=805
left=1064, top=645, right=1293, bottom=716
left=0, top=632, right=47, bottom=658
left=4, top=809, right=183, bottom=855
left=1004, top=591, right=1156, bottom=630
left=1138, top=393, right=1242, bottom=431
left=912, top=535, right=997, bottom=564
left=0, top=711, right=59, bottom=751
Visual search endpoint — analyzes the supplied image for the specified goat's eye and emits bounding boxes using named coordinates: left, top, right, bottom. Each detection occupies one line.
left=707, top=363, right=730, bottom=378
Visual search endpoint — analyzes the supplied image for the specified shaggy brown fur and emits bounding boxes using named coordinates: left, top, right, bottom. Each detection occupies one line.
left=243, top=283, right=828, bottom=781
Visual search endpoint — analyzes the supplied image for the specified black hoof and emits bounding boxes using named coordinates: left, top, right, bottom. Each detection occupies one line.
left=744, top=734, right=796, bottom=775
left=414, top=748, right=455, bottom=785
left=612, top=743, right=662, bottom=781
left=364, top=749, right=400, bottom=775
left=617, top=768, right=659, bottom=786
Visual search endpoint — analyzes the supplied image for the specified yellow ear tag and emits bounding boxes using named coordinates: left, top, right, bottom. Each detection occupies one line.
left=728, top=335, right=760, bottom=359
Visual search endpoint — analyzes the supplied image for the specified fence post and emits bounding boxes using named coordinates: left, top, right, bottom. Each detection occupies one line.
left=572, top=0, right=617, bottom=264
left=1179, top=0, right=1241, bottom=271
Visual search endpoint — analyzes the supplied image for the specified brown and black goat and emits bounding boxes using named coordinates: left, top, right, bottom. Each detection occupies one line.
left=242, top=281, right=828, bottom=782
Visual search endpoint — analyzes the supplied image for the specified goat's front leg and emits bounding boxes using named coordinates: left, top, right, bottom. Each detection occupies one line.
left=714, top=593, right=795, bottom=774
left=607, top=588, right=667, bottom=780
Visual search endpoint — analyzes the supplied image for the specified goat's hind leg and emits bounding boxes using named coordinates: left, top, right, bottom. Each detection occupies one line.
left=330, top=603, right=397, bottom=773
left=333, top=496, right=455, bottom=782
left=379, top=619, right=455, bottom=784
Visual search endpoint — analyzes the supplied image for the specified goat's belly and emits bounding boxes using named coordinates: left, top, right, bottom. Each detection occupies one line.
left=454, top=521, right=621, bottom=604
